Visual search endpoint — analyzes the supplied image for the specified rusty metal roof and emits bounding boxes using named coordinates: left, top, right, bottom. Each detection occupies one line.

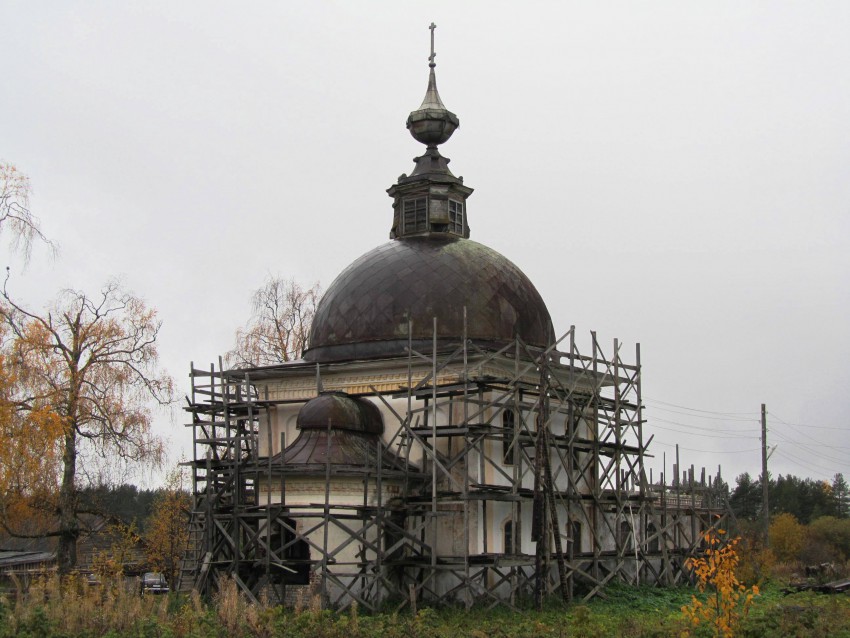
left=297, top=392, right=383, bottom=435
left=268, top=392, right=418, bottom=475
left=304, top=236, right=553, bottom=363
left=273, top=429, right=412, bottom=474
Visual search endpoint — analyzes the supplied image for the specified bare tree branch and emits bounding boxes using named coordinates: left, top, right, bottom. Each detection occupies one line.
left=226, top=276, right=321, bottom=368
left=0, top=162, right=54, bottom=260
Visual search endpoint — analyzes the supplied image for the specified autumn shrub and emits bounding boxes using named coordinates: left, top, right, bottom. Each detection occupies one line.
left=769, top=513, right=805, bottom=563
left=145, top=468, right=192, bottom=588
left=91, top=522, right=143, bottom=581
left=808, top=516, right=850, bottom=562
left=681, top=530, right=759, bottom=638
left=736, top=543, right=775, bottom=586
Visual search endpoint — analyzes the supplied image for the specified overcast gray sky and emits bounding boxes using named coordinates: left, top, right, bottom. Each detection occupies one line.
left=3, top=2, right=848, bottom=487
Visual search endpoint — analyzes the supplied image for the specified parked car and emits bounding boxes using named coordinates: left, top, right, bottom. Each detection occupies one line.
left=140, top=572, right=169, bottom=595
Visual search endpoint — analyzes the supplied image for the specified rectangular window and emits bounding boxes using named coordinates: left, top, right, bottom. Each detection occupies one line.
left=275, top=517, right=310, bottom=585
left=619, top=521, right=632, bottom=551
left=570, top=521, right=582, bottom=555
left=647, top=523, right=659, bottom=553
left=403, top=198, right=427, bottom=233
left=503, top=521, right=514, bottom=554
left=449, top=199, right=464, bottom=235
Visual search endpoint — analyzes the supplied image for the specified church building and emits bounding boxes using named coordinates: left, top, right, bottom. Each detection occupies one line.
left=181, top=28, right=727, bottom=610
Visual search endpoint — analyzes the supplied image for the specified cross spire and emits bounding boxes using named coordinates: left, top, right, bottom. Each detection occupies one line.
left=429, top=22, right=437, bottom=68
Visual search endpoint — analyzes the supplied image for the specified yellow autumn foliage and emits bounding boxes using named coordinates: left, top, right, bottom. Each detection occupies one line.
left=681, top=529, right=759, bottom=638
left=770, top=512, right=805, bottom=562
left=0, top=281, right=174, bottom=571
left=0, top=325, right=64, bottom=531
left=145, top=468, right=191, bottom=587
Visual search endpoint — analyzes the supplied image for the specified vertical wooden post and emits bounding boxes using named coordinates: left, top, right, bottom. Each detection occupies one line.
left=322, top=417, right=332, bottom=606
left=462, top=307, right=472, bottom=609
left=431, top=317, right=438, bottom=584
left=761, top=403, right=769, bottom=548
left=674, top=445, right=681, bottom=551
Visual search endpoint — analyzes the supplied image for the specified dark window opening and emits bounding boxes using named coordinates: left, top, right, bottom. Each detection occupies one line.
left=271, top=517, right=310, bottom=585
left=569, top=521, right=582, bottom=555
left=504, top=520, right=514, bottom=554
left=403, top=198, right=427, bottom=234
left=384, top=509, right=406, bottom=562
left=647, top=523, right=659, bottom=553
left=502, top=408, right=516, bottom=465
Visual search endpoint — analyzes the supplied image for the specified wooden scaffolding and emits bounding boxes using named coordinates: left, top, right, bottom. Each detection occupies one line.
left=179, top=326, right=729, bottom=609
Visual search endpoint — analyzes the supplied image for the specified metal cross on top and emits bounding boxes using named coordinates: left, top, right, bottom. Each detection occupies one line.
left=428, top=22, right=437, bottom=68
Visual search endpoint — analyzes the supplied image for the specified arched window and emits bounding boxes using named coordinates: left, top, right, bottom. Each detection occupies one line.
left=502, top=409, right=516, bottom=465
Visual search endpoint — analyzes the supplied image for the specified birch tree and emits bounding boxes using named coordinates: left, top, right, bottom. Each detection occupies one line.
left=226, top=276, right=320, bottom=367
left=0, top=279, right=173, bottom=573
left=0, top=162, right=51, bottom=258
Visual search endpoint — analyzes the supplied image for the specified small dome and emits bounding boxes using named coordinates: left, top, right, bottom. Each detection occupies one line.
left=304, top=236, right=553, bottom=363
left=296, top=392, right=383, bottom=435
left=277, top=392, right=411, bottom=473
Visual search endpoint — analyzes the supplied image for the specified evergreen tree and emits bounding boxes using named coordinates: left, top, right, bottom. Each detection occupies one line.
left=730, top=473, right=760, bottom=521
left=833, top=473, right=849, bottom=518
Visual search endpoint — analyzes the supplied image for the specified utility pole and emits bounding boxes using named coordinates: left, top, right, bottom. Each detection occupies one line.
left=760, top=403, right=769, bottom=548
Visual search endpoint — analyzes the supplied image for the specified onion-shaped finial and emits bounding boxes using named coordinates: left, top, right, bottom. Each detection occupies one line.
left=406, top=23, right=459, bottom=147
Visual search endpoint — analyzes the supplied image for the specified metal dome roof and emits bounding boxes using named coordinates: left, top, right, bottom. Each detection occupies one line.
left=273, top=393, right=412, bottom=473
left=303, top=236, right=553, bottom=363
left=302, top=36, right=554, bottom=364
left=296, top=392, right=383, bottom=434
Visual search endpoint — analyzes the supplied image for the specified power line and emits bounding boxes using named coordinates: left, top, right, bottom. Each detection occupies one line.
left=770, top=430, right=850, bottom=466
left=651, top=416, right=757, bottom=435
left=769, top=411, right=847, bottom=431
left=774, top=448, right=837, bottom=479
left=646, top=403, right=757, bottom=422
left=652, top=441, right=760, bottom=454
left=650, top=423, right=758, bottom=440
left=769, top=429, right=850, bottom=452
left=769, top=415, right=850, bottom=448
left=643, top=399, right=847, bottom=483
left=644, top=397, right=757, bottom=417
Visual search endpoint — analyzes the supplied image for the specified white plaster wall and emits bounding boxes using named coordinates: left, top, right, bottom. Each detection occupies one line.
left=253, top=366, right=606, bottom=585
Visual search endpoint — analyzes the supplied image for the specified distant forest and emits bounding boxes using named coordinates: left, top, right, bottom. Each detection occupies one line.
left=79, top=472, right=848, bottom=531
left=728, top=472, right=848, bottom=524
left=75, top=484, right=177, bottom=533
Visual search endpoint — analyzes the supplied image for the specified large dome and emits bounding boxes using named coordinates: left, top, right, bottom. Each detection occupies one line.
left=303, top=236, right=553, bottom=362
